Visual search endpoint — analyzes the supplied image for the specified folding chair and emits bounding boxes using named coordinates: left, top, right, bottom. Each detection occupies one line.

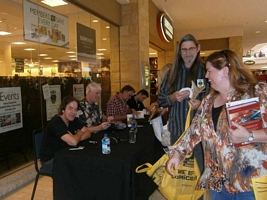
left=31, top=129, right=52, bottom=200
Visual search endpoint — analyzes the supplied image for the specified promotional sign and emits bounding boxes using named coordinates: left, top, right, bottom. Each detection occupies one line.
left=0, top=87, right=23, bottom=133
left=45, top=85, right=61, bottom=121
left=23, top=0, right=69, bottom=48
left=73, top=84, right=84, bottom=100
left=76, top=22, right=96, bottom=62
left=15, top=58, right=25, bottom=73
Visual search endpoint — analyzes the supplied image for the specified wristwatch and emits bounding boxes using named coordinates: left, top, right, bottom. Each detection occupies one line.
left=248, top=131, right=254, bottom=142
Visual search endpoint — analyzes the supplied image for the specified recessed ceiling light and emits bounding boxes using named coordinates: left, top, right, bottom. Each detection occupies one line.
left=265, top=20, right=267, bottom=23
left=44, top=57, right=52, bottom=59
left=41, top=0, right=68, bottom=7
left=38, top=54, right=48, bottom=56
left=92, top=20, right=99, bottom=23
left=102, top=38, right=107, bottom=41
left=68, top=55, right=76, bottom=58
left=200, top=52, right=206, bottom=55
left=24, top=48, right=36, bottom=51
left=106, top=26, right=110, bottom=29
left=255, top=31, right=261, bottom=33
left=149, top=52, right=157, bottom=55
left=0, top=31, right=11, bottom=35
left=52, top=60, right=59, bottom=62
left=262, top=66, right=267, bottom=68
left=12, top=42, right=26, bottom=45
left=70, top=58, right=76, bottom=61
left=97, top=48, right=107, bottom=51
left=66, top=51, right=75, bottom=54
left=96, top=53, right=104, bottom=55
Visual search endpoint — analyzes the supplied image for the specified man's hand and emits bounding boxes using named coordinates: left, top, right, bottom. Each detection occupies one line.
left=170, top=90, right=190, bottom=102
left=100, top=122, right=111, bottom=130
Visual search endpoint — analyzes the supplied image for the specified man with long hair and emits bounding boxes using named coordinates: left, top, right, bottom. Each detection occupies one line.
left=158, top=34, right=209, bottom=174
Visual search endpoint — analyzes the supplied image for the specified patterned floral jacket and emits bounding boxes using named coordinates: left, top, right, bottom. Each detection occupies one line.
left=77, top=98, right=103, bottom=127
left=174, top=82, right=267, bottom=193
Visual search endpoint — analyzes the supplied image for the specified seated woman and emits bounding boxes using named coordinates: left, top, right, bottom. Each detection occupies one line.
left=40, top=96, right=91, bottom=175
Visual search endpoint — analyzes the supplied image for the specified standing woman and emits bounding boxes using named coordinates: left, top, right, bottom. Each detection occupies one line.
left=167, top=50, right=267, bottom=199
left=40, top=96, right=91, bottom=175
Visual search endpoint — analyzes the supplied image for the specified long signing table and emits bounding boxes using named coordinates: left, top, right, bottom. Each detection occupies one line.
left=53, top=119, right=164, bottom=200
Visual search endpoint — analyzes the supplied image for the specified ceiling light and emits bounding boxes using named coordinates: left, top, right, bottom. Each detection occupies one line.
left=66, top=51, right=76, bottom=54
left=52, top=60, right=59, bottom=62
left=255, top=31, right=261, bottom=34
left=149, top=52, right=157, bottom=55
left=68, top=55, right=76, bottom=58
left=24, top=48, right=36, bottom=51
left=92, top=20, right=99, bottom=23
left=12, top=42, right=26, bottom=45
left=97, top=48, right=107, bottom=51
left=70, top=58, right=76, bottom=61
left=106, top=26, right=110, bottom=29
left=0, top=31, right=11, bottom=35
left=102, top=38, right=107, bottom=41
left=96, top=53, right=104, bottom=56
left=41, top=0, right=68, bottom=7
left=262, top=66, right=267, bottom=68
left=200, top=52, right=206, bottom=55
left=38, top=54, right=48, bottom=56
left=28, top=63, right=35, bottom=67
left=44, top=57, right=52, bottom=59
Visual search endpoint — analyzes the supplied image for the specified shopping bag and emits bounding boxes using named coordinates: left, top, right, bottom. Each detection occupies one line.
left=136, top=103, right=205, bottom=200
left=150, top=115, right=163, bottom=142
left=252, top=175, right=267, bottom=200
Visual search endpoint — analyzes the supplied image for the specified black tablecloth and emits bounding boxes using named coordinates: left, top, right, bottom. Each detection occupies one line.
left=53, top=120, right=164, bottom=200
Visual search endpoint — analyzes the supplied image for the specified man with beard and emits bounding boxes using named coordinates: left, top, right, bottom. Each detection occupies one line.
left=153, top=34, right=209, bottom=200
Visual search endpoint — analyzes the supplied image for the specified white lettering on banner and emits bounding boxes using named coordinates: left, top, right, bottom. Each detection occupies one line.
left=0, top=92, right=20, bottom=101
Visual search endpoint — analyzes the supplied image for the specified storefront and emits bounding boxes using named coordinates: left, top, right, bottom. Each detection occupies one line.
left=0, top=0, right=175, bottom=196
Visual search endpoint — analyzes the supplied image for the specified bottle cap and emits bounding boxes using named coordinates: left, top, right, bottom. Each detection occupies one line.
left=104, top=133, right=108, bottom=137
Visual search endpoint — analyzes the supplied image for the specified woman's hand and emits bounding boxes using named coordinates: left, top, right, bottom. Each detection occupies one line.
left=166, top=150, right=181, bottom=176
left=228, top=121, right=249, bottom=144
left=189, top=99, right=201, bottom=110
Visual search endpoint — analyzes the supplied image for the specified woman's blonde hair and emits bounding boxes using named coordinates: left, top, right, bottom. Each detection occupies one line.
left=157, top=63, right=172, bottom=89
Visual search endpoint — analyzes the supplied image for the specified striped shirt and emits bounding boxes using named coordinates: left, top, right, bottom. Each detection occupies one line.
left=158, top=64, right=209, bottom=144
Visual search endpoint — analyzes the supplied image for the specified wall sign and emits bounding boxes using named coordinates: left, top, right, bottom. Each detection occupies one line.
left=157, top=12, right=174, bottom=43
left=244, top=60, right=255, bottom=65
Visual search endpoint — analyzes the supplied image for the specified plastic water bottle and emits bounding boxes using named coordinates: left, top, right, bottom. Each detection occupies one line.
left=132, top=117, right=138, bottom=133
left=102, top=133, right=111, bottom=154
left=129, top=124, right=136, bottom=143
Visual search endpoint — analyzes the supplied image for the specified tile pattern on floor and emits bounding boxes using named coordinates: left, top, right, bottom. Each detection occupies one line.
left=2, top=176, right=53, bottom=200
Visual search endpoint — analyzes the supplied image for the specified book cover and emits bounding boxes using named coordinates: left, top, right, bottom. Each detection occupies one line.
left=226, top=97, right=262, bottom=147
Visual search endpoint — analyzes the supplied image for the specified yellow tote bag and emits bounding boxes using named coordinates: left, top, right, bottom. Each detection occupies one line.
left=136, top=104, right=205, bottom=199
left=252, top=175, right=267, bottom=200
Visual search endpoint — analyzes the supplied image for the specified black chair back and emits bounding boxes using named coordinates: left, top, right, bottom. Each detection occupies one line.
left=32, top=129, right=44, bottom=173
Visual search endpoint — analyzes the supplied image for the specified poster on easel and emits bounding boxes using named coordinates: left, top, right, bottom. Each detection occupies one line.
left=0, top=87, right=23, bottom=133
left=45, top=85, right=61, bottom=121
left=73, top=84, right=84, bottom=100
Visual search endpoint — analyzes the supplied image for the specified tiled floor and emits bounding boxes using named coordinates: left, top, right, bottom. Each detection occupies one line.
left=2, top=176, right=53, bottom=200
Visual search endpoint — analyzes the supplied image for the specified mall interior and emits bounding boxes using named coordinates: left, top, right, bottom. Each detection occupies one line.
left=0, top=0, right=267, bottom=199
